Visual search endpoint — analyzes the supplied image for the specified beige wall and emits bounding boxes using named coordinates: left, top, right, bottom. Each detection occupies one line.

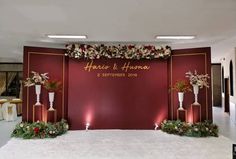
left=0, top=64, right=22, bottom=72
left=221, top=48, right=236, bottom=103
left=221, top=48, right=236, bottom=123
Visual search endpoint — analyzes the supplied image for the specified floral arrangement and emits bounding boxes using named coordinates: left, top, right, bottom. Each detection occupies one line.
left=11, top=119, right=69, bottom=139
left=161, top=120, right=218, bottom=137
left=44, top=80, right=62, bottom=92
left=65, top=44, right=171, bottom=60
left=24, top=71, right=49, bottom=87
left=172, top=80, right=192, bottom=93
left=185, top=70, right=210, bottom=88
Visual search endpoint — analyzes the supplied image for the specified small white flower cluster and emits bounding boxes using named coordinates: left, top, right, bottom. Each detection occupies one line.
left=19, top=123, right=30, bottom=130
left=65, top=124, right=69, bottom=130
left=186, top=70, right=210, bottom=88
left=65, top=44, right=171, bottom=60
left=24, top=71, right=49, bottom=87
left=49, top=130, right=56, bottom=134
left=20, top=123, right=24, bottom=128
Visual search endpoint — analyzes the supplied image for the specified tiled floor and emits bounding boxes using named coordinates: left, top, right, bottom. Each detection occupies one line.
left=0, top=117, right=21, bottom=147
left=0, top=107, right=235, bottom=148
left=213, top=107, right=236, bottom=142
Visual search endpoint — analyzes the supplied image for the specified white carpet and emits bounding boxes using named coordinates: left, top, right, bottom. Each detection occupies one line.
left=0, top=130, right=233, bottom=159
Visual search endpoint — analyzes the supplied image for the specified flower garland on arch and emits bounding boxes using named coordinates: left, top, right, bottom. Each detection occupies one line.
left=65, top=44, right=171, bottom=60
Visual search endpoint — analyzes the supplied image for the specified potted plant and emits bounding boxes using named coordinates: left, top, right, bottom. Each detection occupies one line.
left=44, top=80, right=62, bottom=111
left=24, top=71, right=49, bottom=105
left=172, top=80, right=192, bottom=110
left=186, top=70, right=210, bottom=105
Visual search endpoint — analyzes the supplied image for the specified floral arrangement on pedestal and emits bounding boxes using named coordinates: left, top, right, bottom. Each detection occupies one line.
left=65, top=44, right=171, bottom=60
left=24, top=71, right=49, bottom=87
left=172, top=80, right=192, bottom=110
left=172, top=80, right=192, bottom=93
left=24, top=71, right=49, bottom=105
left=185, top=70, right=210, bottom=88
left=44, top=80, right=62, bottom=92
left=185, top=70, right=210, bottom=105
left=11, top=119, right=69, bottom=139
left=44, top=80, right=62, bottom=111
left=161, top=120, right=218, bottom=137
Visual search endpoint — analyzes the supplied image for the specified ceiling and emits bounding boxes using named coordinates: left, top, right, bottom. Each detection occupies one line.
left=0, top=0, right=236, bottom=63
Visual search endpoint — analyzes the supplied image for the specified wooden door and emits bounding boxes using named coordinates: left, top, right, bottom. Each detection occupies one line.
left=224, top=78, right=230, bottom=113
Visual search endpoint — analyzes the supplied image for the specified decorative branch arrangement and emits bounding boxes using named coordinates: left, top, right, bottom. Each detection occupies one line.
left=65, top=44, right=171, bottom=60
left=44, top=80, right=62, bottom=92
left=172, top=80, right=192, bottom=93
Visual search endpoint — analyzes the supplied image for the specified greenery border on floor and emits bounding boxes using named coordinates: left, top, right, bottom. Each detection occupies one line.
left=11, top=119, right=69, bottom=139
left=161, top=120, right=218, bottom=137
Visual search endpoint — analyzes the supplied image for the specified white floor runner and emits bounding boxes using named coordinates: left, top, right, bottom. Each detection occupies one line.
left=0, top=130, right=233, bottom=159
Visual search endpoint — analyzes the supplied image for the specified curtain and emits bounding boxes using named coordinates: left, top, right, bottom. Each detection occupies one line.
left=0, top=72, right=7, bottom=95
left=0, top=72, right=17, bottom=96
left=7, top=72, right=17, bottom=88
left=19, top=80, right=23, bottom=99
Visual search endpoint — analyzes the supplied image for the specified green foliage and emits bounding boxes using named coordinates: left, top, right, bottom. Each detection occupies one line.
left=161, top=120, right=218, bottom=137
left=172, top=80, right=192, bottom=93
left=11, top=119, right=69, bottom=139
left=44, top=80, right=62, bottom=92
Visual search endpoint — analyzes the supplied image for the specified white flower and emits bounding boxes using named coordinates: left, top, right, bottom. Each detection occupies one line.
left=186, top=70, right=209, bottom=88
left=24, top=71, right=49, bottom=87
left=20, top=123, right=24, bottom=128
left=65, top=44, right=171, bottom=60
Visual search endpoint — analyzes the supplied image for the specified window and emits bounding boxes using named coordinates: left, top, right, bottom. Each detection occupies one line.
left=0, top=71, right=23, bottom=97
left=230, top=60, right=234, bottom=96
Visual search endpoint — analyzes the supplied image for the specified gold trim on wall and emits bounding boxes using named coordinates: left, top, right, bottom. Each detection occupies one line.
left=170, top=56, right=173, bottom=119
left=27, top=52, right=65, bottom=122
left=205, top=54, right=208, bottom=120
left=62, top=56, right=65, bottom=118
left=170, top=53, right=208, bottom=120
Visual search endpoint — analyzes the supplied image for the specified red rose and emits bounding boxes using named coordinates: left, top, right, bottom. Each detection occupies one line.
left=128, top=45, right=134, bottom=49
left=34, top=127, right=39, bottom=134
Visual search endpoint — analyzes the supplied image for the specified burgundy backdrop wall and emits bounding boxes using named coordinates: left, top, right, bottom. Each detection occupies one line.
left=23, top=46, right=211, bottom=130
left=170, top=48, right=212, bottom=122
left=68, top=59, right=168, bottom=129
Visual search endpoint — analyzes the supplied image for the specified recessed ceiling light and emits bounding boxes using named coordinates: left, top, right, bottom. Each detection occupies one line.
left=47, top=35, right=87, bottom=39
left=156, top=35, right=195, bottom=40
